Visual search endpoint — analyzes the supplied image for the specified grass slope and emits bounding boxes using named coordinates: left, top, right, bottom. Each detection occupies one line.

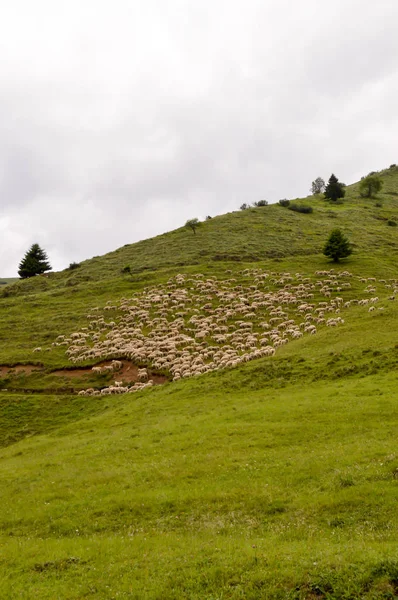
left=2, top=165, right=398, bottom=298
left=0, top=166, right=398, bottom=598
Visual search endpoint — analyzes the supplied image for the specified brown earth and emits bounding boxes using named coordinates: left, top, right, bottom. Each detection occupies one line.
left=0, top=360, right=168, bottom=385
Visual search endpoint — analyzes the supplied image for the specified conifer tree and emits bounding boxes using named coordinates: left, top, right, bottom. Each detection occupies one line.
left=324, top=174, right=345, bottom=202
left=18, top=244, right=52, bottom=279
left=323, top=229, right=352, bottom=262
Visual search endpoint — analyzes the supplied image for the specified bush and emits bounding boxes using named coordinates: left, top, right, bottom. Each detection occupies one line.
left=121, top=265, right=131, bottom=274
left=278, top=199, right=290, bottom=207
left=205, top=215, right=212, bottom=220
left=68, top=262, right=80, bottom=270
left=288, top=204, right=313, bottom=214
left=240, top=203, right=249, bottom=210
left=252, top=200, right=268, bottom=207
left=387, top=220, right=397, bottom=227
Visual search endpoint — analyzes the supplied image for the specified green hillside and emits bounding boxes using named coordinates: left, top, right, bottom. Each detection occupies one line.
left=0, top=277, right=18, bottom=286
left=0, top=167, right=398, bottom=598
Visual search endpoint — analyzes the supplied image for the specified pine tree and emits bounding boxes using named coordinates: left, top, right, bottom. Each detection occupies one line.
left=18, top=244, right=52, bottom=279
left=324, top=174, right=345, bottom=202
left=323, top=229, right=352, bottom=262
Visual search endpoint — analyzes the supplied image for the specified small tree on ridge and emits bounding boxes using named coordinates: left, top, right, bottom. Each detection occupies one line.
left=324, top=174, right=345, bottom=202
left=18, top=243, right=52, bottom=278
left=311, top=177, right=325, bottom=195
left=359, top=173, right=383, bottom=198
left=185, top=218, right=201, bottom=234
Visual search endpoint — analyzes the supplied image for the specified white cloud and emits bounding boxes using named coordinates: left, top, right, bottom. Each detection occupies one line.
left=0, top=0, right=397, bottom=276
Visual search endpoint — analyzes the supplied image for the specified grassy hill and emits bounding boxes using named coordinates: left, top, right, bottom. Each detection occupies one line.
left=0, top=166, right=398, bottom=598
left=0, top=277, right=18, bottom=286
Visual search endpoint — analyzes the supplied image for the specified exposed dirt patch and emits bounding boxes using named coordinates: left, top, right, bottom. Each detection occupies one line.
left=0, top=361, right=169, bottom=394
left=51, top=360, right=168, bottom=385
left=117, top=361, right=168, bottom=384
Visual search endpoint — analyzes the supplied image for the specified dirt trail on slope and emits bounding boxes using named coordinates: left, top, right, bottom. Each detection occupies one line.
left=0, top=360, right=169, bottom=391
left=51, top=360, right=168, bottom=384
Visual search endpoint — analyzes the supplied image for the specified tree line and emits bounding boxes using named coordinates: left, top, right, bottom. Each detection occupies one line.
left=311, top=172, right=383, bottom=200
left=21, top=171, right=383, bottom=278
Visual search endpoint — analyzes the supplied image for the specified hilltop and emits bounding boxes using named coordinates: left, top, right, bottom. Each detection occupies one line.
left=3, top=164, right=398, bottom=299
left=0, top=166, right=397, bottom=598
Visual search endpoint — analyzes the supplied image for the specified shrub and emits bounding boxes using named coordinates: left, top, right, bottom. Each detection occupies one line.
left=68, top=262, right=80, bottom=270
left=278, top=199, right=290, bottom=207
left=240, top=203, right=249, bottom=210
left=387, top=220, right=397, bottom=227
left=205, top=215, right=212, bottom=220
left=252, top=200, right=268, bottom=207
left=288, top=204, right=313, bottom=214
left=121, top=265, right=131, bottom=274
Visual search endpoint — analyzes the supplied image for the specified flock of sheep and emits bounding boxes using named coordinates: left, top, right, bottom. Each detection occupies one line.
left=46, top=268, right=396, bottom=396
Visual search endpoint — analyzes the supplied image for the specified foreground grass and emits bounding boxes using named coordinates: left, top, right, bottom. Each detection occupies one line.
left=1, top=365, right=397, bottom=598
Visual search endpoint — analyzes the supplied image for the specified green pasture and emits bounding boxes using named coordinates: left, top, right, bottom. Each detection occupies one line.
left=0, top=166, right=398, bottom=598
left=0, top=366, right=397, bottom=598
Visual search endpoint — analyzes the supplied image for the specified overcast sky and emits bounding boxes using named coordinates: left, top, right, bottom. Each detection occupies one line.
left=1, top=0, right=397, bottom=276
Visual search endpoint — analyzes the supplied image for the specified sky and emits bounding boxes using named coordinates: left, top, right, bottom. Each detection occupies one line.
left=1, top=0, right=398, bottom=277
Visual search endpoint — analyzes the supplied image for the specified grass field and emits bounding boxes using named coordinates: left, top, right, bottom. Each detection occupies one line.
left=0, top=167, right=398, bottom=598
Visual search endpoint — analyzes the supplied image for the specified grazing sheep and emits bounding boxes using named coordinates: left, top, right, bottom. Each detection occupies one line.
left=53, top=266, right=385, bottom=385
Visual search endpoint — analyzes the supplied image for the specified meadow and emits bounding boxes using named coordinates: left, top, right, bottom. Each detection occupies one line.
left=0, top=167, right=397, bottom=598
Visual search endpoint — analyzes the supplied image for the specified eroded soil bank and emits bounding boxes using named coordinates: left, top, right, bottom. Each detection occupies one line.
left=0, top=360, right=168, bottom=393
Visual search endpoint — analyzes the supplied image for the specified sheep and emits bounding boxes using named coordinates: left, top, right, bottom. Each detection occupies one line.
left=137, top=368, right=148, bottom=381
left=53, top=267, right=384, bottom=386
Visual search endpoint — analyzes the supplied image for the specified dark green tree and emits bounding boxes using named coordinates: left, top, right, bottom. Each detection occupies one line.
left=323, top=229, right=352, bottom=262
left=359, top=173, right=383, bottom=198
left=18, top=243, right=52, bottom=279
left=324, top=174, right=346, bottom=202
